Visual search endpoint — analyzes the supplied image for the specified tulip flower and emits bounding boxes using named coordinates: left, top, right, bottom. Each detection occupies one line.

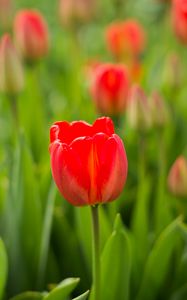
left=0, top=0, right=13, bottom=30
left=50, top=116, right=128, bottom=206
left=105, top=20, right=146, bottom=60
left=59, top=0, right=95, bottom=27
left=172, top=0, right=187, bottom=44
left=14, top=10, right=49, bottom=61
left=168, top=156, right=187, bottom=197
left=0, top=34, right=24, bottom=95
left=90, top=63, right=130, bottom=116
left=127, top=85, right=151, bottom=131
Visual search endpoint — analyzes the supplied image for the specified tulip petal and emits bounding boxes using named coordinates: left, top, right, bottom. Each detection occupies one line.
left=99, top=134, right=128, bottom=203
left=50, top=141, right=89, bottom=206
left=93, top=116, right=114, bottom=136
left=71, top=133, right=109, bottom=204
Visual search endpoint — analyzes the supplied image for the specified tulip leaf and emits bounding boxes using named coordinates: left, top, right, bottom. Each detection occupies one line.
left=0, top=238, right=8, bottom=300
left=19, top=135, right=43, bottom=285
left=37, top=181, right=57, bottom=288
left=75, top=206, right=112, bottom=273
left=100, top=214, right=131, bottom=300
left=44, top=278, right=80, bottom=300
left=72, top=290, right=89, bottom=300
left=10, top=291, right=45, bottom=300
left=170, top=283, right=187, bottom=300
left=136, top=217, right=182, bottom=300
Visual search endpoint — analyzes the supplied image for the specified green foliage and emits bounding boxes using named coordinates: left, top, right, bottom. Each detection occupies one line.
left=0, top=239, right=8, bottom=300
left=0, top=0, right=187, bottom=299
left=100, top=214, right=131, bottom=300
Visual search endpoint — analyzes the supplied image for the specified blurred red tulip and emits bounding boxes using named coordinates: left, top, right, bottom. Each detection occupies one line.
left=106, top=20, right=146, bottom=60
left=0, top=0, right=13, bottom=29
left=168, top=156, right=187, bottom=197
left=127, top=84, right=151, bottom=131
left=59, top=0, right=95, bottom=27
left=0, top=34, right=24, bottom=94
left=50, top=117, right=128, bottom=206
left=90, top=63, right=130, bottom=116
left=172, top=0, right=187, bottom=44
left=14, top=10, right=49, bottom=61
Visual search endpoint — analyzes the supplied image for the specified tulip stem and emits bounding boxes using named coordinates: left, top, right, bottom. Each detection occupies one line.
left=8, top=94, right=19, bottom=130
left=91, top=205, right=100, bottom=300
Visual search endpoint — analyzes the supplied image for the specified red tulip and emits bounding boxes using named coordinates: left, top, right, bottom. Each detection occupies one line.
left=168, top=156, right=187, bottom=197
left=106, top=20, right=146, bottom=60
left=90, top=63, right=130, bottom=116
left=0, top=34, right=24, bottom=94
left=172, top=0, right=187, bottom=44
left=14, top=10, right=49, bottom=61
left=49, top=117, right=128, bottom=206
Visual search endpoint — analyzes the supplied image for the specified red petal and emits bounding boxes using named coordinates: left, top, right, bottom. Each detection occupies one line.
left=50, top=141, right=89, bottom=206
left=50, top=121, right=70, bottom=143
left=50, top=120, right=93, bottom=144
left=98, top=134, right=128, bottom=203
left=93, top=117, right=114, bottom=136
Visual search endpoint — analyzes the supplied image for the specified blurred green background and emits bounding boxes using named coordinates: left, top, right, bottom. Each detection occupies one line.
left=1, top=0, right=187, bottom=299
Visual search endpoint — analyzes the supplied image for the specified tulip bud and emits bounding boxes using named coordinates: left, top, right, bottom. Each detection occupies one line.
left=105, top=20, right=146, bottom=61
left=168, top=156, right=187, bottom=197
left=14, top=10, right=49, bottom=61
left=163, top=53, right=183, bottom=89
left=49, top=117, right=128, bottom=206
left=127, top=85, right=151, bottom=131
left=90, top=63, right=130, bottom=116
left=149, top=91, right=169, bottom=128
left=59, top=0, right=95, bottom=27
left=0, top=0, right=13, bottom=30
left=0, top=34, right=24, bottom=95
left=172, top=0, right=187, bottom=44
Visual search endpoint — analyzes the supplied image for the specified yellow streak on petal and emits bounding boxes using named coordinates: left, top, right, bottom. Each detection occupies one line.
left=88, top=142, right=99, bottom=204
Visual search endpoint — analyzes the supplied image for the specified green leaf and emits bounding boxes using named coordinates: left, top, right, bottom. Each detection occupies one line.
left=0, top=238, right=8, bottom=300
left=75, top=206, right=112, bottom=273
left=100, top=214, right=131, bottom=300
left=170, top=283, right=187, bottom=300
left=136, top=217, right=182, bottom=300
left=44, top=278, right=80, bottom=300
left=10, top=291, right=45, bottom=300
left=72, top=290, right=89, bottom=300
left=37, top=181, right=57, bottom=289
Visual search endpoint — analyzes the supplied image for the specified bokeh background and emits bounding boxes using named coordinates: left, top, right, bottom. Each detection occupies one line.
left=0, top=0, right=187, bottom=299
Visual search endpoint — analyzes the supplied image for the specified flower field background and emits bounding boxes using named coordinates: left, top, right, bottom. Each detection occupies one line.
left=0, top=0, right=187, bottom=300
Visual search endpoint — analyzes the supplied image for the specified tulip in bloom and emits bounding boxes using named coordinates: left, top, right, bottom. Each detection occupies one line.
left=59, top=0, right=95, bottom=27
left=0, top=34, right=24, bottom=94
left=90, top=63, right=130, bottom=116
left=50, top=117, right=128, bottom=206
left=106, top=20, right=146, bottom=60
left=168, top=156, right=187, bottom=197
left=14, top=10, right=49, bottom=61
left=127, top=85, right=151, bottom=131
left=172, top=0, right=187, bottom=44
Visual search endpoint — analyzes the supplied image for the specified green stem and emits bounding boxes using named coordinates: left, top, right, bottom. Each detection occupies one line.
left=7, top=94, right=19, bottom=131
left=91, top=205, right=100, bottom=300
